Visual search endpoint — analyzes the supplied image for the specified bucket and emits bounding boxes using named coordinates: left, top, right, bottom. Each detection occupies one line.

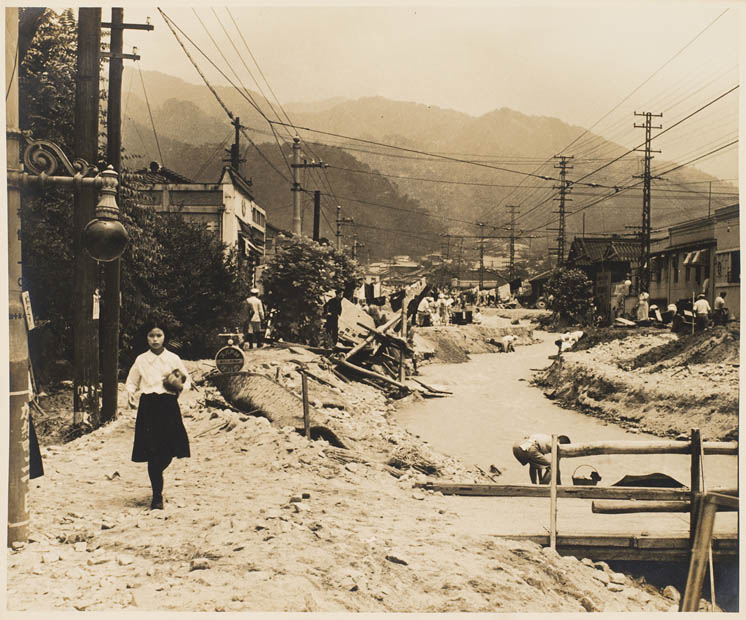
left=572, top=464, right=602, bottom=486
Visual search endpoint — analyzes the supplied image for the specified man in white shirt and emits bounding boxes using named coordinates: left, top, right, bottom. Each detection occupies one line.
left=244, top=288, right=265, bottom=349
left=713, top=291, right=728, bottom=326
left=512, top=433, right=570, bottom=484
left=693, top=293, right=711, bottom=332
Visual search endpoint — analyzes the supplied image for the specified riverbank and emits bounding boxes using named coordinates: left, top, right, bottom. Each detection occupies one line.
left=8, top=331, right=689, bottom=612
left=534, top=325, right=739, bottom=441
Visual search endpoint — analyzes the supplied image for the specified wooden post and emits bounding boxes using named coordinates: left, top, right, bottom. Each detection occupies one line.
left=549, top=434, right=558, bottom=550
left=689, top=428, right=702, bottom=544
left=6, top=6, right=31, bottom=546
left=681, top=495, right=718, bottom=611
left=101, top=7, right=123, bottom=424
left=399, top=296, right=408, bottom=383
left=72, top=7, right=102, bottom=426
left=300, top=371, right=310, bottom=439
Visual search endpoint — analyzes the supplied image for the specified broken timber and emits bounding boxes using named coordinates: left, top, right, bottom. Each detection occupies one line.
left=334, top=358, right=409, bottom=391
left=344, top=314, right=401, bottom=361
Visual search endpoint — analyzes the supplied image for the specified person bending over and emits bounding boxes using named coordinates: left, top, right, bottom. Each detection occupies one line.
left=512, top=433, right=571, bottom=485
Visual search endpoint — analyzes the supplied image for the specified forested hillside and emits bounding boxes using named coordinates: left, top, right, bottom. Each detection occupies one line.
left=121, top=68, right=736, bottom=263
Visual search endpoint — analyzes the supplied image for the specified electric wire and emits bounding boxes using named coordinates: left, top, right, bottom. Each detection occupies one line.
left=137, top=62, right=165, bottom=166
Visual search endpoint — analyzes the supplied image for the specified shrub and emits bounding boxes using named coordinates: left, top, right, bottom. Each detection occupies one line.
left=261, top=237, right=363, bottom=345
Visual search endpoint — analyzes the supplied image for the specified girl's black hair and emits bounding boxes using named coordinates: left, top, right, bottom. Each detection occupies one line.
left=134, top=318, right=169, bottom=354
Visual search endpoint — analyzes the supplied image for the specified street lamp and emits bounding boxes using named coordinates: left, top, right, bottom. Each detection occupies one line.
left=10, top=138, right=129, bottom=261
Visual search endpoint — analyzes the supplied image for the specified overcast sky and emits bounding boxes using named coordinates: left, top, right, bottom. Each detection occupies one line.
left=114, top=2, right=741, bottom=179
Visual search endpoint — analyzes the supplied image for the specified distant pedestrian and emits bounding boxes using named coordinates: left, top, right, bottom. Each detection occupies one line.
left=323, top=290, right=344, bottom=344
left=693, top=293, right=711, bottom=332
left=512, top=433, right=571, bottom=485
left=126, top=322, right=191, bottom=510
left=243, top=288, right=265, bottom=349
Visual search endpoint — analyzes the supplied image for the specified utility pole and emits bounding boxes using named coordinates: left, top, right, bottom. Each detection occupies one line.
left=100, top=8, right=152, bottom=425
left=507, top=205, right=519, bottom=281
left=476, top=222, right=485, bottom=289
left=552, top=155, right=573, bottom=267
left=6, top=6, right=30, bottom=547
left=633, top=111, right=662, bottom=293
left=313, top=190, right=321, bottom=242
left=335, top=205, right=353, bottom=252
left=352, top=233, right=358, bottom=260
left=222, top=116, right=246, bottom=172
left=73, top=7, right=102, bottom=426
left=290, top=136, right=326, bottom=235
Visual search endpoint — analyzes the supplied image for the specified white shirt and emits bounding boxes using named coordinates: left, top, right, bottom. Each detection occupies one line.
left=693, top=299, right=711, bottom=316
left=126, top=349, right=191, bottom=397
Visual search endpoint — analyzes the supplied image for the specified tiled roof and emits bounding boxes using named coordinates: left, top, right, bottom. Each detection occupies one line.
left=134, top=165, right=194, bottom=184
left=604, top=239, right=640, bottom=262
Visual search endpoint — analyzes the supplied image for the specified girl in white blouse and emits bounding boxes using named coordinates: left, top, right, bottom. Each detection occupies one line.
left=126, top=322, right=191, bottom=510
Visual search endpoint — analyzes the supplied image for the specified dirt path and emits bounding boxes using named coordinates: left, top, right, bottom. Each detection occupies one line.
left=6, top=335, right=699, bottom=612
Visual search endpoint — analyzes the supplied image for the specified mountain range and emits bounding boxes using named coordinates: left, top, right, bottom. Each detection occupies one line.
left=121, top=68, right=736, bottom=263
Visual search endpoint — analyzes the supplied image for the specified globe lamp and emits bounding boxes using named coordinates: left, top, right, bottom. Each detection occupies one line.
left=83, top=166, right=129, bottom=262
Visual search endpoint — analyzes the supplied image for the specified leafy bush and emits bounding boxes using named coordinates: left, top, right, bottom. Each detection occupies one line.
left=543, top=268, right=595, bottom=325
left=261, top=237, right=363, bottom=345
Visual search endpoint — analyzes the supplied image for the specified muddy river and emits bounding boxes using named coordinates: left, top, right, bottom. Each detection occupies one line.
left=396, top=331, right=737, bottom=538
left=397, top=331, right=737, bottom=489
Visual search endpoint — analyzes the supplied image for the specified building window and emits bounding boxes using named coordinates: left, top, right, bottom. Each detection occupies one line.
left=729, top=250, right=740, bottom=283
left=672, top=254, right=678, bottom=283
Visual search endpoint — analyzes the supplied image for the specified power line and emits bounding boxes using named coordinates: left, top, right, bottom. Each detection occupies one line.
left=137, top=62, right=165, bottom=165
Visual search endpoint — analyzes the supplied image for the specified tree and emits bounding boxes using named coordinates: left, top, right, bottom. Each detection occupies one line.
left=261, top=237, right=363, bottom=345
left=543, top=268, right=595, bottom=325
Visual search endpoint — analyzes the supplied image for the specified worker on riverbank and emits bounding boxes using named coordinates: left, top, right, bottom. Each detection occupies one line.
left=713, top=291, right=728, bottom=325
left=693, top=293, right=711, bottom=332
left=512, top=434, right=571, bottom=485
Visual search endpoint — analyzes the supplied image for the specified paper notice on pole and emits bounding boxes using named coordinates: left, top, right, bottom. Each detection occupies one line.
left=21, top=291, right=35, bottom=330
left=92, top=292, right=100, bottom=320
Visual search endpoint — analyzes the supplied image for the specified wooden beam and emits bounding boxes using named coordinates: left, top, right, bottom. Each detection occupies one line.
left=344, top=314, right=400, bottom=361
left=335, top=358, right=409, bottom=391
left=417, top=483, right=726, bottom=501
left=592, top=499, right=738, bottom=514
left=559, top=440, right=737, bottom=457
left=689, top=428, right=702, bottom=543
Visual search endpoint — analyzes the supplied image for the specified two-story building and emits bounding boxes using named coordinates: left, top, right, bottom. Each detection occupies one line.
left=648, top=203, right=739, bottom=318
left=713, top=204, right=739, bottom=318
left=137, top=162, right=266, bottom=285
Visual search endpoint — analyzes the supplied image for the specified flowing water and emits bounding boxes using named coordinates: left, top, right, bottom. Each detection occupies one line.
left=395, top=331, right=739, bottom=609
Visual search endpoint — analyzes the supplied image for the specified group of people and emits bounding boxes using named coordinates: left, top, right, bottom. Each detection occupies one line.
left=693, top=290, right=729, bottom=330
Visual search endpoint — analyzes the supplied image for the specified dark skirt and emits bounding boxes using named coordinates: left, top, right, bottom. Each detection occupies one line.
left=132, top=393, right=190, bottom=462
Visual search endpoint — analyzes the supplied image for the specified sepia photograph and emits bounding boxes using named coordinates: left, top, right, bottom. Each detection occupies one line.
left=4, top=1, right=742, bottom=613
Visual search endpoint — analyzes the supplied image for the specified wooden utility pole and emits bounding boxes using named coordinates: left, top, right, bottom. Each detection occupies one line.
left=6, top=6, right=31, bottom=546
left=634, top=111, right=662, bottom=293
left=290, top=137, right=327, bottom=236
left=507, top=205, right=519, bottom=281
left=73, top=7, right=102, bottom=426
left=552, top=155, right=573, bottom=267
left=100, top=10, right=151, bottom=424
left=477, top=222, right=485, bottom=289
left=101, top=8, right=123, bottom=425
